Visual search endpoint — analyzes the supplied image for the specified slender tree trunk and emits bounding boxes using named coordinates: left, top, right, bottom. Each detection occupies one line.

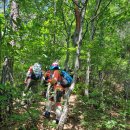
left=70, top=0, right=88, bottom=92
left=84, top=0, right=102, bottom=96
left=85, top=52, right=90, bottom=95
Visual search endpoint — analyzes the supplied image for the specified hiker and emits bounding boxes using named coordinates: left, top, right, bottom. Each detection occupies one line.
left=44, top=61, right=64, bottom=124
left=41, top=69, right=52, bottom=97
left=44, top=70, right=52, bottom=84
left=24, top=63, right=44, bottom=92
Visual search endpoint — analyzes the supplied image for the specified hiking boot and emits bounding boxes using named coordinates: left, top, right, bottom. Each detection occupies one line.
left=53, top=119, right=59, bottom=124
left=44, top=111, right=50, bottom=118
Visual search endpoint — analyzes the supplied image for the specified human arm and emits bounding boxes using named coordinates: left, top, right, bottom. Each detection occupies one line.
left=24, top=67, right=33, bottom=83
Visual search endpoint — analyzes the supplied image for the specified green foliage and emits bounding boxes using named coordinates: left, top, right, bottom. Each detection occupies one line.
left=0, top=0, right=130, bottom=129
left=77, top=84, right=129, bottom=130
left=104, top=120, right=117, bottom=129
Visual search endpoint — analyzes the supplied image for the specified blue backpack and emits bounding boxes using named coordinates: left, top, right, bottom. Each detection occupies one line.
left=60, top=70, right=73, bottom=87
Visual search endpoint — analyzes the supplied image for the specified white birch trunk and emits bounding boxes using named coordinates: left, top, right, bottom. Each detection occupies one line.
left=85, top=52, right=90, bottom=96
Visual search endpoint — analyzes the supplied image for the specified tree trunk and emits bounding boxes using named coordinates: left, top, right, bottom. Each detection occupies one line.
left=85, top=52, right=90, bottom=96
left=10, top=0, right=19, bottom=31
left=70, top=0, right=87, bottom=92
left=1, top=0, right=19, bottom=82
left=84, top=0, right=102, bottom=96
left=0, top=57, right=14, bottom=122
left=1, top=57, right=14, bottom=84
left=0, top=0, right=19, bottom=122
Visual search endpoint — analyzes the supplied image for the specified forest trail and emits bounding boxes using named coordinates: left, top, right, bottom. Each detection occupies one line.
left=38, top=94, right=85, bottom=130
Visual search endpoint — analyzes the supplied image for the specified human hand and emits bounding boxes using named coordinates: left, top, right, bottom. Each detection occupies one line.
left=48, top=79, right=52, bottom=83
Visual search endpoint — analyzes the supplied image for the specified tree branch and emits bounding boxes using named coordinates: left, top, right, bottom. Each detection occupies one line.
left=89, top=0, right=112, bottom=23
left=82, top=0, right=112, bottom=41
left=72, top=0, right=82, bottom=8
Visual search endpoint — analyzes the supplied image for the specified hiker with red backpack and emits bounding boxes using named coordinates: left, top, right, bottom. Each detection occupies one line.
left=44, top=61, right=73, bottom=124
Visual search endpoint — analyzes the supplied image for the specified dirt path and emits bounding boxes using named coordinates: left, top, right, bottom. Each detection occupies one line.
left=37, top=94, right=85, bottom=130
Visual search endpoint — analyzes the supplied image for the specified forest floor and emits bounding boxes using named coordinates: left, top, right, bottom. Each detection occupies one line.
left=2, top=84, right=129, bottom=130
left=0, top=94, right=85, bottom=130
left=1, top=92, right=130, bottom=130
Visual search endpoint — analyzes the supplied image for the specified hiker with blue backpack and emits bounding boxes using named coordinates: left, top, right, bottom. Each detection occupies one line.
left=60, top=69, right=73, bottom=88
left=44, top=61, right=73, bottom=124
